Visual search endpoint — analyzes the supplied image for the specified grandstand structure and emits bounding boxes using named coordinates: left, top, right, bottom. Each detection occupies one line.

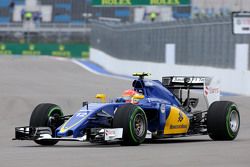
left=1, top=0, right=250, bottom=56
left=0, top=0, right=131, bottom=24
left=0, top=0, right=130, bottom=58
left=0, top=0, right=25, bottom=23
left=0, top=0, right=94, bottom=55
left=1, top=0, right=250, bottom=25
left=0, top=0, right=132, bottom=35
left=39, top=0, right=131, bottom=23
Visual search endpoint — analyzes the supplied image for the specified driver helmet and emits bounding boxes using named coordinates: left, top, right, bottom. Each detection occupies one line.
left=122, top=89, right=141, bottom=104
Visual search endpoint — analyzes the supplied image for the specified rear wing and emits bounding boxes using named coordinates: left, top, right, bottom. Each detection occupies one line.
left=162, top=76, right=220, bottom=107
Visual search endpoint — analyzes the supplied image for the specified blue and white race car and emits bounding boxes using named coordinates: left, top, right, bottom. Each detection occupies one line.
left=13, top=73, right=240, bottom=146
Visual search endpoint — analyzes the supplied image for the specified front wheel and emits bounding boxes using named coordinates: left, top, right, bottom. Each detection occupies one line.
left=29, top=103, right=64, bottom=146
left=113, top=103, right=148, bottom=146
left=207, top=101, right=240, bottom=140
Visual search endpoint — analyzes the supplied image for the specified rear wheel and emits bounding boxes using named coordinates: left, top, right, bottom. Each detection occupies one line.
left=30, top=103, right=64, bottom=145
left=113, top=103, right=148, bottom=146
left=207, top=101, right=240, bottom=140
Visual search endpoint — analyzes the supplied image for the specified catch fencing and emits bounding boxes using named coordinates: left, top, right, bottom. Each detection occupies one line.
left=91, top=17, right=250, bottom=70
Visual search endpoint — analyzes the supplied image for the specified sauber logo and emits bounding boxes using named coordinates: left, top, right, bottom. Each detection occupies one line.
left=160, top=104, right=166, bottom=114
left=105, top=129, right=115, bottom=136
left=178, top=112, right=184, bottom=122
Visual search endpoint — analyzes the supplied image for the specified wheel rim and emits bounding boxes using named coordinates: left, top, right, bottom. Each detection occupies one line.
left=133, top=113, right=145, bottom=137
left=229, top=110, right=239, bottom=133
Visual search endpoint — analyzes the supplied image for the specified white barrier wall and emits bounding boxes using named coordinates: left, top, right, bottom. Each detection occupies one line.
left=90, top=48, right=250, bottom=95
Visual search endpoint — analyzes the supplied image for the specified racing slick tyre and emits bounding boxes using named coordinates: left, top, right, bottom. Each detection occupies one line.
left=29, top=103, right=64, bottom=146
left=207, top=101, right=240, bottom=141
left=113, top=103, right=148, bottom=146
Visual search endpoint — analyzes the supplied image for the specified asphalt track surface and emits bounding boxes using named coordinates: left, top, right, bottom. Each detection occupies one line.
left=0, top=56, right=249, bottom=167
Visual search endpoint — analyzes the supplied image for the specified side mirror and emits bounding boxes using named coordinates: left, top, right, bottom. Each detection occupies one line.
left=96, top=94, right=106, bottom=103
left=132, top=94, right=144, bottom=104
left=133, top=94, right=144, bottom=99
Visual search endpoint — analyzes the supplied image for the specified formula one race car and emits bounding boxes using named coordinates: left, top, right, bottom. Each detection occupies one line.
left=13, top=73, right=240, bottom=146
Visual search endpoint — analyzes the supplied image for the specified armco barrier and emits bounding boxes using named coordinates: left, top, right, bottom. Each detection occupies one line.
left=0, top=43, right=89, bottom=58
left=90, top=48, right=250, bottom=95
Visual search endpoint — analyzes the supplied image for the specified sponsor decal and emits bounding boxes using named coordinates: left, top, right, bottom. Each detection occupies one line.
left=178, top=112, right=184, bottom=122
left=150, top=0, right=181, bottom=5
left=0, top=44, right=12, bottom=55
left=172, top=77, right=184, bottom=82
left=93, top=0, right=189, bottom=6
left=160, top=104, right=166, bottom=114
left=172, top=77, right=205, bottom=84
left=105, top=129, right=115, bottom=136
left=204, top=86, right=220, bottom=96
left=52, top=45, right=71, bottom=57
left=76, top=112, right=88, bottom=118
left=170, top=124, right=187, bottom=129
left=22, top=44, right=41, bottom=55
left=0, top=44, right=5, bottom=50
left=59, top=45, right=64, bottom=51
left=101, top=0, right=132, bottom=5
left=81, top=51, right=89, bottom=58
left=29, top=44, right=35, bottom=51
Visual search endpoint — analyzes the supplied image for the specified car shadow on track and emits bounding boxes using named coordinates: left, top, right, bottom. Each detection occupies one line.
left=144, top=138, right=211, bottom=145
left=16, top=138, right=212, bottom=148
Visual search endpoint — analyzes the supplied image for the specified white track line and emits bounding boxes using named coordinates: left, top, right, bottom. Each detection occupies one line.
left=71, top=59, right=101, bottom=76
left=71, top=59, right=132, bottom=81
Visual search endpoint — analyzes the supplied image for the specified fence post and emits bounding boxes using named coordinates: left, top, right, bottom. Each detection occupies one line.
left=165, top=44, right=175, bottom=65
left=235, top=44, right=249, bottom=71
